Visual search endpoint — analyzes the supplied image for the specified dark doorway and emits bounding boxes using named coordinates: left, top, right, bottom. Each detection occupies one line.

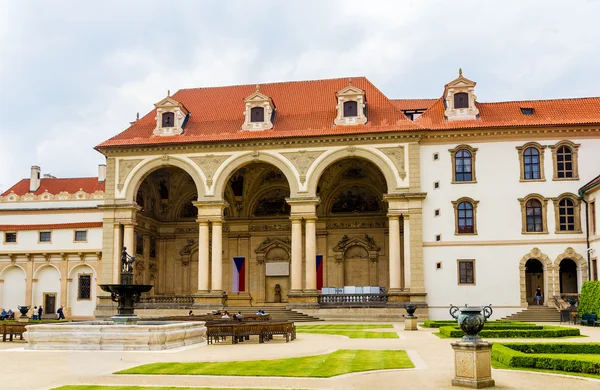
left=559, top=259, right=578, bottom=294
left=44, top=293, right=56, bottom=314
left=525, top=259, right=544, bottom=305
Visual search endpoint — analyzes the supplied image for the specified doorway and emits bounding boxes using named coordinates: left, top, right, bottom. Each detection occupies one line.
left=44, top=293, right=57, bottom=315
left=525, top=259, right=544, bottom=306
left=559, top=259, right=578, bottom=294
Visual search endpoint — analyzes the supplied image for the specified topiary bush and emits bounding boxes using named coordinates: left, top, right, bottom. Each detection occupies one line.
left=492, top=343, right=600, bottom=374
left=578, top=281, right=600, bottom=316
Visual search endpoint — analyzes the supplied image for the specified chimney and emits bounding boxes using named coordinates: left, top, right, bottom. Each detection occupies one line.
left=30, top=166, right=41, bottom=192
left=98, top=164, right=106, bottom=183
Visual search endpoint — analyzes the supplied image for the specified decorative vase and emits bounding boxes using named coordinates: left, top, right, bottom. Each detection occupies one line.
left=449, top=304, right=493, bottom=342
left=405, top=303, right=417, bottom=317
left=17, top=305, right=30, bottom=317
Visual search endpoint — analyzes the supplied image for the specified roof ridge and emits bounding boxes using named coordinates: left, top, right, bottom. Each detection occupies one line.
left=177, top=76, right=367, bottom=92
left=476, top=96, right=600, bottom=105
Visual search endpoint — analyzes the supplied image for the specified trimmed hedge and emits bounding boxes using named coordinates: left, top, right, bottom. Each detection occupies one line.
left=439, top=325, right=580, bottom=338
left=422, top=320, right=534, bottom=329
left=492, top=343, right=600, bottom=374
left=579, top=281, right=600, bottom=316
left=503, top=343, right=600, bottom=354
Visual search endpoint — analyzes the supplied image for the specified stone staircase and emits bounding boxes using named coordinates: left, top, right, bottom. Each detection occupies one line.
left=213, top=306, right=323, bottom=322
left=501, top=306, right=561, bottom=322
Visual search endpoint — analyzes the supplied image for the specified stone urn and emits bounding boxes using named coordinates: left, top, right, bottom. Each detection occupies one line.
left=449, top=304, right=493, bottom=342
left=405, top=303, right=417, bottom=317
left=17, top=305, right=30, bottom=317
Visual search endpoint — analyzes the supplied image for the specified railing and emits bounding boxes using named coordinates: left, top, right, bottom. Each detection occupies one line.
left=136, top=295, right=196, bottom=309
left=318, top=293, right=388, bottom=308
left=560, top=293, right=579, bottom=306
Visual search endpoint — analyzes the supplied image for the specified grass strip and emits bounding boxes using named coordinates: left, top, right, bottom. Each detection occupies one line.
left=53, top=387, right=276, bottom=390
left=116, top=349, right=414, bottom=378
left=296, top=329, right=399, bottom=338
left=296, top=324, right=393, bottom=329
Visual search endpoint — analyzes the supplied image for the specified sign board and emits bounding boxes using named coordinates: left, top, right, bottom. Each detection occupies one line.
left=265, top=262, right=289, bottom=276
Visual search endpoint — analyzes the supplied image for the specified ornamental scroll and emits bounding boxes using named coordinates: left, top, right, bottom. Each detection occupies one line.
left=378, top=146, right=406, bottom=180
left=281, top=150, right=325, bottom=184
left=117, top=159, right=143, bottom=191
left=190, top=154, right=231, bottom=189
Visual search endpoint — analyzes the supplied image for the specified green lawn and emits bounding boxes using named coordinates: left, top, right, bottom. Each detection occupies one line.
left=295, top=324, right=398, bottom=338
left=117, top=349, right=414, bottom=378
left=53, top=387, right=275, bottom=390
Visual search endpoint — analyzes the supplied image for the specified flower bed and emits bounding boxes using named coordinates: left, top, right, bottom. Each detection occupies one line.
left=492, top=343, right=600, bottom=375
left=438, top=325, right=580, bottom=338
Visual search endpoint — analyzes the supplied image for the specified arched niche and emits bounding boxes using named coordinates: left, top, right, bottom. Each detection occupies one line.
left=519, top=248, right=552, bottom=306
left=333, top=235, right=381, bottom=287
left=255, top=237, right=292, bottom=303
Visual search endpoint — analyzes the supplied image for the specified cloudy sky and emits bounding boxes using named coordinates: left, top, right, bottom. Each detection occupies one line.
left=1, top=0, right=599, bottom=192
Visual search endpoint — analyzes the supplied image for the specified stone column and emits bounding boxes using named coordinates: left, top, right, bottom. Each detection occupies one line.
left=211, top=219, right=223, bottom=293
left=197, top=221, right=210, bottom=292
left=388, top=214, right=401, bottom=291
left=112, top=223, right=122, bottom=283
left=290, top=217, right=303, bottom=292
left=403, top=216, right=411, bottom=289
left=304, top=216, right=317, bottom=291
left=123, top=223, right=135, bottom=261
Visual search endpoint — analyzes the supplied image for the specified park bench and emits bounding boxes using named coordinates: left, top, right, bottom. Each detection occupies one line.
left=205, top=321, right=295, bottom=345
left=1, top=323, right=26, bottom=342
left=579, top=313, right=598, bottom=326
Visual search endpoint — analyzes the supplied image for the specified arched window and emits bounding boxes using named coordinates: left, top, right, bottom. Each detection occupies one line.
left=558, top=198, right=575, bottom=231
left=454, top=93, right=469, bottom=109
left=457, top=201, right=474, bottom=233
left=556, top=146, right=573, bottom=178
left=250, top=107, right=265, bottom=123
left=523, top=147, right=541, bottom=180
left=162, top=112, right=174, bottom=127
left=526, top=199, right=543, bottom=232
left=455, top=149, right=472, bottom=182
left=343, top=101, right=358, bottom=117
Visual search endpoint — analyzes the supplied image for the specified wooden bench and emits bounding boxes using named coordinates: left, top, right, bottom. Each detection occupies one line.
left=205, top=321, right=295, bottom=345
left=1, top=323, right=26, bottom=342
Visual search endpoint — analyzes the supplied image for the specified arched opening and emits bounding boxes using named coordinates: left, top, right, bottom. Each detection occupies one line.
left=134, top=166, right=198, bottom=295
left=1, top=266, right=26, bottom=313
left=317, top=158, right=388, bottom=290
left=559, top=258, right=578, bottom=294
left=223, top=162, right=292, bottom=304
left=34, top=265, right=60, bottom=316
left=68, top=264, right=96, bottom=318
left=525, top=259, right=544, bottom=306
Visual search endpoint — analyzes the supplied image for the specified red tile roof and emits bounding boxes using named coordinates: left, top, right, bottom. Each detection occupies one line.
left=96, top=77, right=420, bottom=148
left=580, top=174, right=600, bottom=194
left=0, top=222, right=102, bottom=231
left=391, top=99, right=438, bottom=111
left=1, top=178, right=105, bottom=197
left=416, top=97, right=600, bottom=129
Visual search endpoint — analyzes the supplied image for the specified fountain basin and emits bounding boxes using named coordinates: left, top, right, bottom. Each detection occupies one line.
left=24, top=320, right=206, bottom=351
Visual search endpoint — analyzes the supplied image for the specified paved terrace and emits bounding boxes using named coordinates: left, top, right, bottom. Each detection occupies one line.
left=1, top=322, right=599, bottom=390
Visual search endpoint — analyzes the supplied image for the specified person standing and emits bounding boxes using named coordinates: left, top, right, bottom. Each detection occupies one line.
left=57, top=306, right=65, bottom=320
left=32, top=306, right=38, bottom=320
left=38, top=305, right=43, bottom=320
left=535, top=286, right=543, bottom=306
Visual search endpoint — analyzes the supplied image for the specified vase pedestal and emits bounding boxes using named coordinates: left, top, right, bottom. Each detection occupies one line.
left=404, top=317, right=418, bottom=331
left=451, top=341, right=495, bottom=388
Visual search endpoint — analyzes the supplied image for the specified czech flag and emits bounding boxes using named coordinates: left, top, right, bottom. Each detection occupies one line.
left=232, top=257, right=246, bottom=292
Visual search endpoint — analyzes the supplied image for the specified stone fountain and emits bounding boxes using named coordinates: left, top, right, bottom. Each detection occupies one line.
left=449, top=304, right=495, bottom=388
left=24, top=247, right=206, bottom=350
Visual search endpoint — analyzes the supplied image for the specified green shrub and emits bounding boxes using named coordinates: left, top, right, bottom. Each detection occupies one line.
left=492, top=343, right=600, bottom=374
left=502, top=343, right=600, bottom=354
left=422, top=320, right=529, bottom=328
left=439, top=325, right=580, bottom=338
left=579, top=281, right=600, bottom=316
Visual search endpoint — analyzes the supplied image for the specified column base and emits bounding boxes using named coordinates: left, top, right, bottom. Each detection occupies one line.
left=404, top=317, right=418, bottom=331
left=451, top=341, right=495, bottom=388
left=193, top=292, right=226, bottom=309
left=287, top=291, right=319, bottom=309
left=225, top=292, right=252, bottom=306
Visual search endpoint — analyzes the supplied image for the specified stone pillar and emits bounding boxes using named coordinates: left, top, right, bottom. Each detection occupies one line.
left=388, top=215, right=401, bottom=291
left=304, top=216, right=317, bottom=291
left=451, top=341, right=495, bottom=388
left=290, top=217, right=303, bottom=292
left=211, top=220, right=223, bottom=293
left=197, top=221, right=210, bottom=292
left=403, top=216, right=411, bottom=289
left=123, top=223, right=135, bottom=261
left=112, top=223, right=122, bottom=283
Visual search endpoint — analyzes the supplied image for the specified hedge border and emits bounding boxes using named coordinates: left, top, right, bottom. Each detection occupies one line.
left=438, top=325, right=580, bottom=338
left=492, top=343, right=600, bottom=375
left=579, top=281, right=600, bottom=316
left=422, top=320, right=531, bottom=329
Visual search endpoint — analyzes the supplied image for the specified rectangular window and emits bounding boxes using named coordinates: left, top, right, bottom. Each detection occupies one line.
left=5, top=232, right=17, bottom=243
left=458, top=260, right=475, bottom=285
left=591, top=201, right=597, bottom=235
left=39, top=231, right=51, bottom=242
left=78, top=274, right=91, bottom=300
left=74, top=231, right=87, bottom=242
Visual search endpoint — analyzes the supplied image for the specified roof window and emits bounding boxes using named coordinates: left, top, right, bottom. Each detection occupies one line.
left=520, top=107, right=535, bottom=116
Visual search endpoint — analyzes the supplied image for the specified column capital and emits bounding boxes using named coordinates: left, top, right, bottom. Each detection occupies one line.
left=196, top=220, right=210, bottom=226
left=287, top=197, right=320, bottom=219
left=387, top=214, right=400, bottom=220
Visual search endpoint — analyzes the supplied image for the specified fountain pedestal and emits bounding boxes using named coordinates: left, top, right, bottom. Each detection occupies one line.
left=449, top=304, right=495, bottom=388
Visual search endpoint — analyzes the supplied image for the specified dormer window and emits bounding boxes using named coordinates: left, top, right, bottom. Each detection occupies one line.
left=335, top=79, right=367, bottom=126
left=153, top=93, right=189, bottom=137
left=251, top=107, right=265, bottom=122
left=162, top=112, right=174, bottom=127
left=444, top=69, right=479, bottom=121
left=454, top=93, right=468, bottom=109
left=242, top=85, right=274, bottom=131
left=343, top=101, right=358, bottom=117
left=520, top=107, right=535, bottom=116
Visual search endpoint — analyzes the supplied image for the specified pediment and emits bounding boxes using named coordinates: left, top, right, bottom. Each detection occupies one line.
left=336, top=85, right=365, bottom=97
left=333, top=234, right=380, bottom=252
left=446, top=75, right=476, bottom=89
left=154, top=96, right=184, bottom=109
left=244, top=91, right=273, bottom=104
left=255, top=237, right=291, bottom=254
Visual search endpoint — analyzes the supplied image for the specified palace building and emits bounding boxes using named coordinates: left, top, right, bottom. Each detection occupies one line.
left=1, top=72, right=599, bottom=320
